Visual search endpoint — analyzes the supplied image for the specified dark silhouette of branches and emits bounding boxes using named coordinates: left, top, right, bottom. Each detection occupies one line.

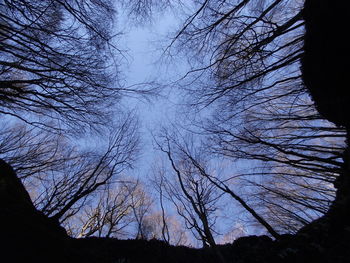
left=154, top=131, right=223, bottom=248
left=156, top=0, right=346, bottom=234
left=0, top=0, right=163, bottom=242
left=156, top=129, right=280, bottom=239
left=150, top=162, right=171, bottom=244
left=128, top=179, right=154, bottom=240
left=0, top=121, right=70, bottom=179
left=0, top=0, right=149, bottom=132
left=204, top=97, right=344, bottom=231
left=0, top=112, right=141, bottom=225
left=71, top=180, right=150, bottom=239
left=166, top=0, right=304, bottom=108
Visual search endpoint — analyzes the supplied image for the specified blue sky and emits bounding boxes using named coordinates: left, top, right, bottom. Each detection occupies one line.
left=119, top=12, right=187, bottom=175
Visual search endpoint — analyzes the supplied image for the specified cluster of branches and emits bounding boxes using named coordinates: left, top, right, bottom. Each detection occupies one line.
left=0, top=111, right=140, bottom=223
left=0, top=0, right=125, bottom=131
left=0, top=0, right=160, bottom=242
left=154, top=134, right=224, bottom=247
left=1, top=0, right=347, bottom=249
left=0, top=0, right=192, bottom=246
left=69, top=179, right=149, bottom=239
left=0, top=115, right=193, bottom=242
left=147, top=0, right=346, bottom=244
left=0, top=0, right=157, bottom=133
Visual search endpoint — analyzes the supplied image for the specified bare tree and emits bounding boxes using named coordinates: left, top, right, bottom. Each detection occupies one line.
left=64, top=178, right=162, bottom=240
left=0, top=120, right=70, bottom=180
left=128, top=180, right=154, bottom=240
left=0, top=0, right=112, bottom=130
left=71, top=181, right=136, bottom=238
left=0, top=0, right=152, bottom=132
left=154, top=131, right=225, bottom=248
left=0, top=0, right=165, bottom=242
left=204, top=93, right=344, bottom=232
left=9, top=111, right=140, bottom=226
left=150, top=161, right=171, bottom=244
left=156, top=129, right=281, bottom=239
left=153, top=130, right=230, bottom=262
left=151, top=0, right=345, bottom=234
left=165, top=0, right=304, bottom=107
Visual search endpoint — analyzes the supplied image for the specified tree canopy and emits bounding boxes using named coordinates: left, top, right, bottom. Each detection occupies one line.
left=0, top=0, right=348, bottom=250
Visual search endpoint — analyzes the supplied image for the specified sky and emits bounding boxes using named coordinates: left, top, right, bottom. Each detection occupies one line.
left=119, top=11, right=187, bottom=177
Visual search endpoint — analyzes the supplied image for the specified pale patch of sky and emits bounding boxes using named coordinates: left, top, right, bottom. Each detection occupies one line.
left=119, top=11, right=189, bottom=176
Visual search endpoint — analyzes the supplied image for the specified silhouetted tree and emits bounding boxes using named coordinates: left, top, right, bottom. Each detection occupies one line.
left=150, top=161, right=171, bottom=244
left=69, top=180, right=144, bottom=238
left=154, top=130, right=227, bottom=250
left=0, top=0, right=150, bottom=132
left=156, top=0, right=346, bottom=233
left=0, top=121, right=69, bottom=179
left=156, top=129, right=281, bottom=238
left=204, top=95, right=344, bottom=232
left=0, top=0, right=155, bottom=239
left=33, top=112, right=140, bottom=224
left=128, top=180, right=154, bottom=240
left=0, top=111, right=140, bottom=229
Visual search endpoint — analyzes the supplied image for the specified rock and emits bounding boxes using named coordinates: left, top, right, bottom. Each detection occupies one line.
left=0, top=159, right=36, bottom=209
left=301, top=0, right=350, bottom=130
left=0, top=159, right=68, bottom=262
